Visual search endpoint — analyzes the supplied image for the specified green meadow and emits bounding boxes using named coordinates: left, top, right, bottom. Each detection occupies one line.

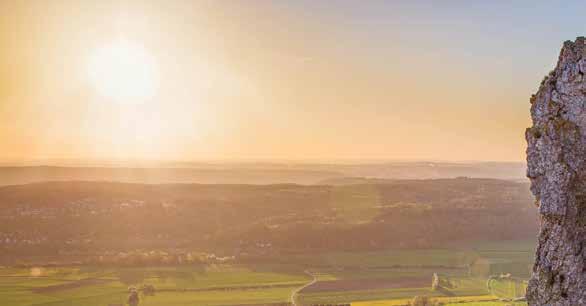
left=0, top=240, right=533, bottom=306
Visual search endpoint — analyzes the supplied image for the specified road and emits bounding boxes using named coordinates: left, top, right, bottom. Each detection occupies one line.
left=290, top=270, right=317, bottom=306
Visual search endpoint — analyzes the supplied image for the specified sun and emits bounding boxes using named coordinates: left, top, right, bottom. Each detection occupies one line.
left=87, top=41, right=158, bottom=102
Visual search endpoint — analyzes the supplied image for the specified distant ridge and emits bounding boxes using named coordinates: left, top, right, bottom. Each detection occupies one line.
left=0, top=161, right=526, bottom=186
left=0, top=166, right=343, bottom=186
left=318, top=176, right=526, bottom=186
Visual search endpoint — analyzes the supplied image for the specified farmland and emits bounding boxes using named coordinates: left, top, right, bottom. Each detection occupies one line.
left=0, top=178, right=537, bottom=305
left=0, top=240, right=533, bottom=306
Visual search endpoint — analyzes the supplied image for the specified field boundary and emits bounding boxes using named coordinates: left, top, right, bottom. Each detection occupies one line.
left=291, top=270, right=317, bottom=306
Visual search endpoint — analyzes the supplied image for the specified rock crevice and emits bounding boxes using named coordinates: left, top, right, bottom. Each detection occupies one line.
left=526, top=37, right=586, bottom=305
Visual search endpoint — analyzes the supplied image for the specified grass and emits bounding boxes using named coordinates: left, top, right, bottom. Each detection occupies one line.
left=115, top=264, right=310, bottom=289
left=317, top=249, right=477, bottom=268
left=0, top=242, right=535, bottom=306
left=448, top=277, right=489, bottom=296
left=298, top=277, right=489, bottom=305
left=353, top=295, right=498, bottom=306
left=28, top=287, right=295, bottom=306
left=139, top=288, right=293, bottom=306
left=489, top=278, right=527, bottom=299
left=0, top=265, right=307, bottom=306
left=444, top=303, right=527, bottom=306
left=299, top=288, right=441, bottom=304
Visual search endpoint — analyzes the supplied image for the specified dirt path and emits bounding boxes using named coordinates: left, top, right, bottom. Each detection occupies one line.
left=290, top=270, right=316, bottom=306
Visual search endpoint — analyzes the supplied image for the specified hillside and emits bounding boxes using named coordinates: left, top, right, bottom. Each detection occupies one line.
left=0, top=178, right=537, bottom=264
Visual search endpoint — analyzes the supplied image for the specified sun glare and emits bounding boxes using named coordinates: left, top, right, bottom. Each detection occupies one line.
left=87, top=41, right=158, bottom=102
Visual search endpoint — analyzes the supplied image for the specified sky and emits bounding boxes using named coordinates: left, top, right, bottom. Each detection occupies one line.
left=0, top=0, right=585, bottom=163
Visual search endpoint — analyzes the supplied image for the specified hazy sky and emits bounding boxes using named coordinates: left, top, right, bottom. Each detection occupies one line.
left=0, top=0, right=584, bottom=162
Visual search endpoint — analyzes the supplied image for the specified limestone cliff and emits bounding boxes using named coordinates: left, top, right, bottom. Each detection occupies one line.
left=526, top=37, right=586, bottom=305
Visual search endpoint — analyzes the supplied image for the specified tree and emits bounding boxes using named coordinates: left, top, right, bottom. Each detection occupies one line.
left=127, top=287, right=140, bottom=306
left=409, top=296, right=442, bottom=306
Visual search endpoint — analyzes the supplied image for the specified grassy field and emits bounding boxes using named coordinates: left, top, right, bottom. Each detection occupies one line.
left=297, top=277, right=490, bottom=305
left=353, top=295, right=507, bottom=305
left=0, top=240, right=535, bottom=306
left=0, top=265, right=306, bottom=306
left=489, top=278, right=528, bottom=299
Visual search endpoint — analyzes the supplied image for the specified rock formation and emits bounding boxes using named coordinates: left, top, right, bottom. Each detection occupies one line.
left=526, top=37, right=586, bottom=305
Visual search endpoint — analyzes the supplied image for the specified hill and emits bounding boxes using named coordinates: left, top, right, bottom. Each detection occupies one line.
left=0, top=161, right=526, bottom=186
left=0, top=178, right=537, bottom=264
